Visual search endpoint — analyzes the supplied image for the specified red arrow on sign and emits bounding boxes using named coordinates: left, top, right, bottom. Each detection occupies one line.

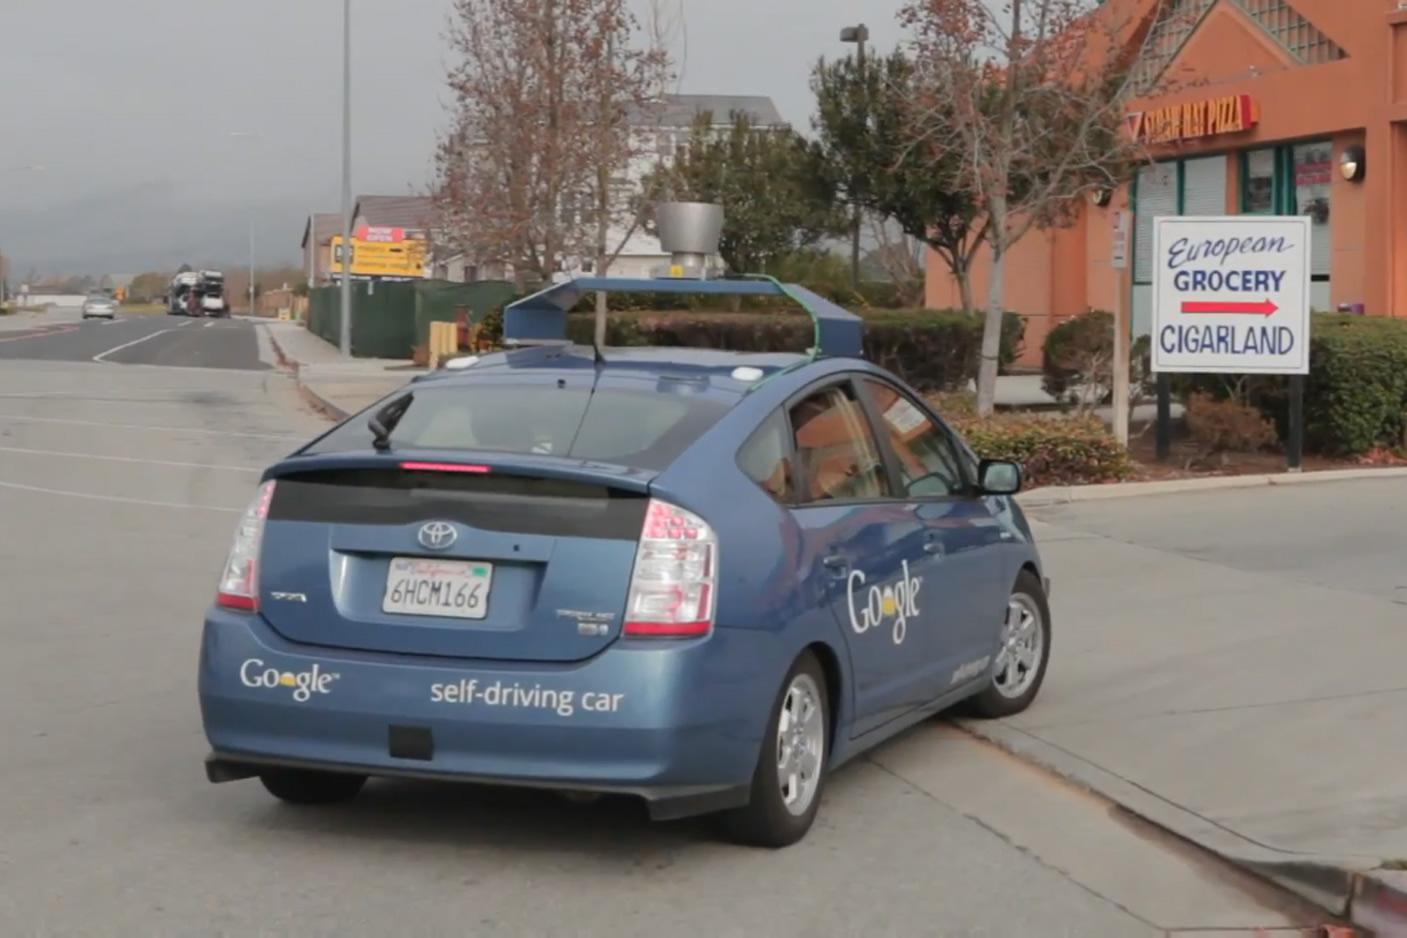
left=1179, top=299, right=1279, bottom=316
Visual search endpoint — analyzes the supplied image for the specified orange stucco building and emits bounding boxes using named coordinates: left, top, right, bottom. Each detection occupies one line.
left=926, top=0, right=1405, bottom=366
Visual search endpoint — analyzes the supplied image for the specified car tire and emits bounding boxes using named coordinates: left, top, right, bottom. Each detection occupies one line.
left=259, top=768, right=367, bottom=805
left=966, top=570, right=1051, bottom=719
left=721, top=651, right=829, bottom=848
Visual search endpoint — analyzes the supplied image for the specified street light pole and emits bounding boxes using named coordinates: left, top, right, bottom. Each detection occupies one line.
left=249, top=219, right=256, bottom=316
left=840, top=24, right=869, bottom=292
left=339, top=0, right=353, bottom=357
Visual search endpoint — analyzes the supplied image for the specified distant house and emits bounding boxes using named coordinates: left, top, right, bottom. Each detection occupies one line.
left=301, top=213, right=343, bottom=288
left=603, top=94, right=788, bottom=279
left=437, top=93, right=788, bottom=284
left=352, top=196, right=438, bottom=235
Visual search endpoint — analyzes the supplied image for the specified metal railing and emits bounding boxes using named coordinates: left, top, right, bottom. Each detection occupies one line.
left=1129, top=0, right=1345, bottom=95
left=1129, top=0, right=1217, bottom=94
left=1227, top=0, right=1346, bottom=65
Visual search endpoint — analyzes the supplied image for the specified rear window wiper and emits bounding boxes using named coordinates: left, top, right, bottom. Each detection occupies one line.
left=369, top=393, right=414, bottom=452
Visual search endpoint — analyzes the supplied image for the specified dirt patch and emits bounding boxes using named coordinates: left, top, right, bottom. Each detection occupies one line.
left=1124, top=420, right=1407, bottom=480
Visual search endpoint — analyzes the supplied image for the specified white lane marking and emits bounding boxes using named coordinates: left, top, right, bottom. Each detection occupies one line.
left=0, top=413, right=302, bottom=440
left=0, top=444, right=260, bottom=473
left=178, top=319, right=194, bottom=326
left=93, top=329, right=177, bottom=363
left=0, top=478, right=240, bottom=512
left=204, top=321, right=216, bottom=328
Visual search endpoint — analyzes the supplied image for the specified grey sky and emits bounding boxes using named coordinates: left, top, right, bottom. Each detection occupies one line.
left=0, top=0, right=906, bottom=277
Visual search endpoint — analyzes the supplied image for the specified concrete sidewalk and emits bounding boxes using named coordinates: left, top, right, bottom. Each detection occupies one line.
left=260, top=321, right=421, bottom=418
left=1000, top=478, right=1407, bottom=929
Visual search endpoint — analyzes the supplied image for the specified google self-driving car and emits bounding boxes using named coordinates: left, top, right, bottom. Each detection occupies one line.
left=199, top=272, right=1051, bottom=847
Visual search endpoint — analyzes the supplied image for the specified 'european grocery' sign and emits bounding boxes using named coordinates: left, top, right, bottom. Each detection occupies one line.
left=1151, top=216, right=1311, bottom=375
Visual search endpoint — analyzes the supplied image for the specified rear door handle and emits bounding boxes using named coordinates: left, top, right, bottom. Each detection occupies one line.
left=822, top=554, right=850, bottom=576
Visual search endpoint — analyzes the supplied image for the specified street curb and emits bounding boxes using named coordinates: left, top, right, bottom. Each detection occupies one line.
left=956, top=719, right=1402, bottom=928
left=261, top=324, right=350, bottom=422
left=1018, top=467, right=1407, bottom=507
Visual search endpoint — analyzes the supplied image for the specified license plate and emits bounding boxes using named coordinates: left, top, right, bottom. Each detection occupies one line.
left=383, top=557, right=493, bottom=620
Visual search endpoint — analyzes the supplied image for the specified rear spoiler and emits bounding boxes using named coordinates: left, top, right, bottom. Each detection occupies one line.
left=267, top=450, right=657, bottom=494
left=502, top=276, right=864, bottom=361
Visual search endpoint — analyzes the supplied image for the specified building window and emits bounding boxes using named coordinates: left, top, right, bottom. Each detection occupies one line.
left=1292, top=142, right=1333, bottom=278
left=1240, top=142, right=1332, bottom=305
left=1243, top=149, right=1276, bottom=214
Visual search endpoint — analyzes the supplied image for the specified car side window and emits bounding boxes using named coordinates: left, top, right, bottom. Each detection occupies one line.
left=789, top=384, right=892, bottom=503
left=737, top=409, right=796, bottom=503
left=859, top=378, right=967, bottom=498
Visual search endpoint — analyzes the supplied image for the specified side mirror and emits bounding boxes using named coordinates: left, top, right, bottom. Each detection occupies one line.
left=979, top=459, right=1022, bottom=495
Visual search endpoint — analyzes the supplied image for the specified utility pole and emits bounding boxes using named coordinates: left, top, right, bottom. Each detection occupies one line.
left=1110, top=207, right=1131, bottom=447
left=840, top=24, right=869, bottom=292
left=249, top=220, right=256, bottom=316
left=339, top=0, right=353, bottom=357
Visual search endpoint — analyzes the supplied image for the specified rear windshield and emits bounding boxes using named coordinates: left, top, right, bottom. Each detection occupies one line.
left=305, top=383, right=729, bottom=471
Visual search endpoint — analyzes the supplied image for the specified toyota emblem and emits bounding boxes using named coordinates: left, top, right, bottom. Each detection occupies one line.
left=417, top=521, right=458, bottom=551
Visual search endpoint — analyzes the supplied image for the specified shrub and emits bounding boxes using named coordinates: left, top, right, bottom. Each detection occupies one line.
left=1042, top=310, right=1150, bottom=407
left=561, top=308, right=1024, bottom=392
left=1181, top=314, right=1407, bottom=456
left=948, top=412, right=1132, bottom=488
left=1043, top=311, right=1111, bottom=402
left=929, top=390, right=978, bottom=421
left=1184, top=393, right=1277, bottom=453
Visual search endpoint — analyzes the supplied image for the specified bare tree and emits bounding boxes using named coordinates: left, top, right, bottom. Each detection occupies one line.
left=865, top=214, right=926, bottom=307
left=435, top=0, right=670, bottom=292
left=901, top=0, right=1165, bottom=415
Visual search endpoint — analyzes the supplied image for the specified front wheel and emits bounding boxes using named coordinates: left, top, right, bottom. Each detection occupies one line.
left=721, top=651, right=829, bottom=848
left=967, top=570, right=1052, bottom=719
left=259, top=768, right=366, bottom=805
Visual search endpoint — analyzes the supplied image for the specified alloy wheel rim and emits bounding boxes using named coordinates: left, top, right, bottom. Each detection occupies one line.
left=993, top=593, right=1043, bottom=700
left=775, top=673, right=825, bottom=816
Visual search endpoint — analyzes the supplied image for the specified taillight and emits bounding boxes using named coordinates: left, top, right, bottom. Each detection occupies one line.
left=623, top=498, right=717, bottom=638
left=216, top=480, right=275, bottom=612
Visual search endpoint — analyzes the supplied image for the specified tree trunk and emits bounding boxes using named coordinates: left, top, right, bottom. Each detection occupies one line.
left=955, top=261, right=975, bottom=315
left=976, top=243, right=1005, bottom=417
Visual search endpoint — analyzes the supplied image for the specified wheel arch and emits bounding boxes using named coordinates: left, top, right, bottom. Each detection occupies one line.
left=800, top=639, right=845, bottom=760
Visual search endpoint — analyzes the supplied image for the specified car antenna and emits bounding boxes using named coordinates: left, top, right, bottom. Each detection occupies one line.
left=368, top=393, right=414, bottom=452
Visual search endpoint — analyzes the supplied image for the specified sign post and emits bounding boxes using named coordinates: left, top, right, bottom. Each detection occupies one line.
left=1110, top=210, right=1131, bottom=447
left=1151, top=216, right=1312, bottom=470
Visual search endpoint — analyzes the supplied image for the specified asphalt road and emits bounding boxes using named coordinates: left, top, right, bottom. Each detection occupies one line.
left=0, top=310, right=265, bottom=369
left=0, top=315, right=1330, bottom=936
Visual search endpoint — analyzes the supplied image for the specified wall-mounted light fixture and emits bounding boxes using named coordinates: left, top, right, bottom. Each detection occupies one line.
left=1090, top=188, right=1113, bottom=207
left=1339, top=145, right=1366, bottom=183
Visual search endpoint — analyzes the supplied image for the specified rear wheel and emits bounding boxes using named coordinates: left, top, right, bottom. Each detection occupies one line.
left=259, top=768, right=366, bottom=805
left=722, top=651, right=829, bottom=848
left=967, top=570, right=1051, bottom=719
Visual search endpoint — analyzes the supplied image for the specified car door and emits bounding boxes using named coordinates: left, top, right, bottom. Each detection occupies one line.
left=856, top=377, right=1010, bottom=693
left=783, top=379, right=935, bottom=737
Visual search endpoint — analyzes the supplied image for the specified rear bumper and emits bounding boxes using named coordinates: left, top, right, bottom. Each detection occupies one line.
left=198, top=609, right=783, bottom=819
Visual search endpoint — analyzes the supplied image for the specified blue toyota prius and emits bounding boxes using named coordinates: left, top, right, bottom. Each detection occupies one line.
left=200, top=276, right=1051, bottom=846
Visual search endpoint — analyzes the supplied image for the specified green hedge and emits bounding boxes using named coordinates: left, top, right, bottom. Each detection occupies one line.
left=563, top=309, right=1024, bottom=392
left=1182, top=314, right=1407, bottom=456
left=949, top=413, right=1132, bottom=488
